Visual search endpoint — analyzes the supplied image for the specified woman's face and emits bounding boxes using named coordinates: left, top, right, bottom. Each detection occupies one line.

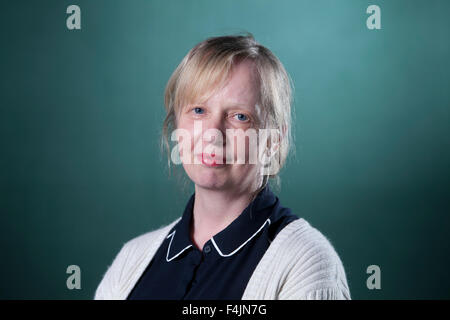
left=176, top=59, right=262, bottom=194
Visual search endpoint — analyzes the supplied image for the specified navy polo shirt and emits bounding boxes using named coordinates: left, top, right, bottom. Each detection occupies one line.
left=127, top=185, right=299, bottom=300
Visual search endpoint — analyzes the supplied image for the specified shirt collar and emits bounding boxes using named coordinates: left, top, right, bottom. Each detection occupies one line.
left=166, top=185, right=277, bottom=262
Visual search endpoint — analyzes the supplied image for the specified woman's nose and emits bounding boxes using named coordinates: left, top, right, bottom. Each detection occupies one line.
left=202, top=115, right=226, bottom=145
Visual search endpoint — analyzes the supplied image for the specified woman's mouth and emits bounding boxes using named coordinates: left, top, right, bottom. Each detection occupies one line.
left=198, top=153, right=226, bottom=167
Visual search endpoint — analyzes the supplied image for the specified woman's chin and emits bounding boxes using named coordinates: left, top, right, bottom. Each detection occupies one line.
left=190, top=173, right=231, bottom=190
left=194, top=179, right=228, bottom=190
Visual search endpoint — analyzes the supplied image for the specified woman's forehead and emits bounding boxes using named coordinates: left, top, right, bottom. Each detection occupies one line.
left=191, top=62, right=260, bottom=108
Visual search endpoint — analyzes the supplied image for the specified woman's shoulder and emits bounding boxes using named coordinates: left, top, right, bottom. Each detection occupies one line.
left=94, top=217, right=181, bottom=299
left=269, top=217, right=351, bottom=299
left=275, top=217, right=342, bottom=258
left=273, top=218, right=348, bottom=273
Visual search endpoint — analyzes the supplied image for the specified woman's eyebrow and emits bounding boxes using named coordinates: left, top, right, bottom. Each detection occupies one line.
left=224, top=103, right=253, bottom=110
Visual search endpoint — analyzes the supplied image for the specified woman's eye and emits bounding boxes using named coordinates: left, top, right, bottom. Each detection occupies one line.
left=234, top=113, right=249, bottom=122
left=193, top=107, right=204, bottom=115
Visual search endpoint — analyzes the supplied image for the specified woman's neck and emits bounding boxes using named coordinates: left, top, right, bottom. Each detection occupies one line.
left=190, top=186, right=254, bottom=250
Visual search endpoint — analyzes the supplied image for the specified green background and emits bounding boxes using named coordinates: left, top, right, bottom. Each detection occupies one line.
left=1, top=0, right=449, bottom=299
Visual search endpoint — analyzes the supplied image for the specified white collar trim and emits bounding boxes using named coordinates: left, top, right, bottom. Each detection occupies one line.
left=165, top=218, right=271, bottom=261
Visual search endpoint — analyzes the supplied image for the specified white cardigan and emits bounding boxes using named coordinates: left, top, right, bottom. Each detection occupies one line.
left=95, top=217, right=351, bottom=300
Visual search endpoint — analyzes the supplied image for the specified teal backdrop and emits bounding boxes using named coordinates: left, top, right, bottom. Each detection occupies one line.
left=1, top=0, right=449, bottom=299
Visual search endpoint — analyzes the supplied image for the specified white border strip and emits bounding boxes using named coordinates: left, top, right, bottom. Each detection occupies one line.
left=166, top=230, right=193, bottom=262
left=211, top=218, right=271, bottom=257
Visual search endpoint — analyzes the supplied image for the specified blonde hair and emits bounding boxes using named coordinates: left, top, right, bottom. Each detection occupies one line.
left=161, top=32, right=295, bottom=196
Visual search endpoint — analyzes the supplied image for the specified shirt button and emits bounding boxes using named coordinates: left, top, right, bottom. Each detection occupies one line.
left=203, top=245, right=211, bottom=253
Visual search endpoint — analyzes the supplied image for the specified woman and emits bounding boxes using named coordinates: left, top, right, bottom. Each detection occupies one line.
left=95, top=33, right=351, bottom=300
